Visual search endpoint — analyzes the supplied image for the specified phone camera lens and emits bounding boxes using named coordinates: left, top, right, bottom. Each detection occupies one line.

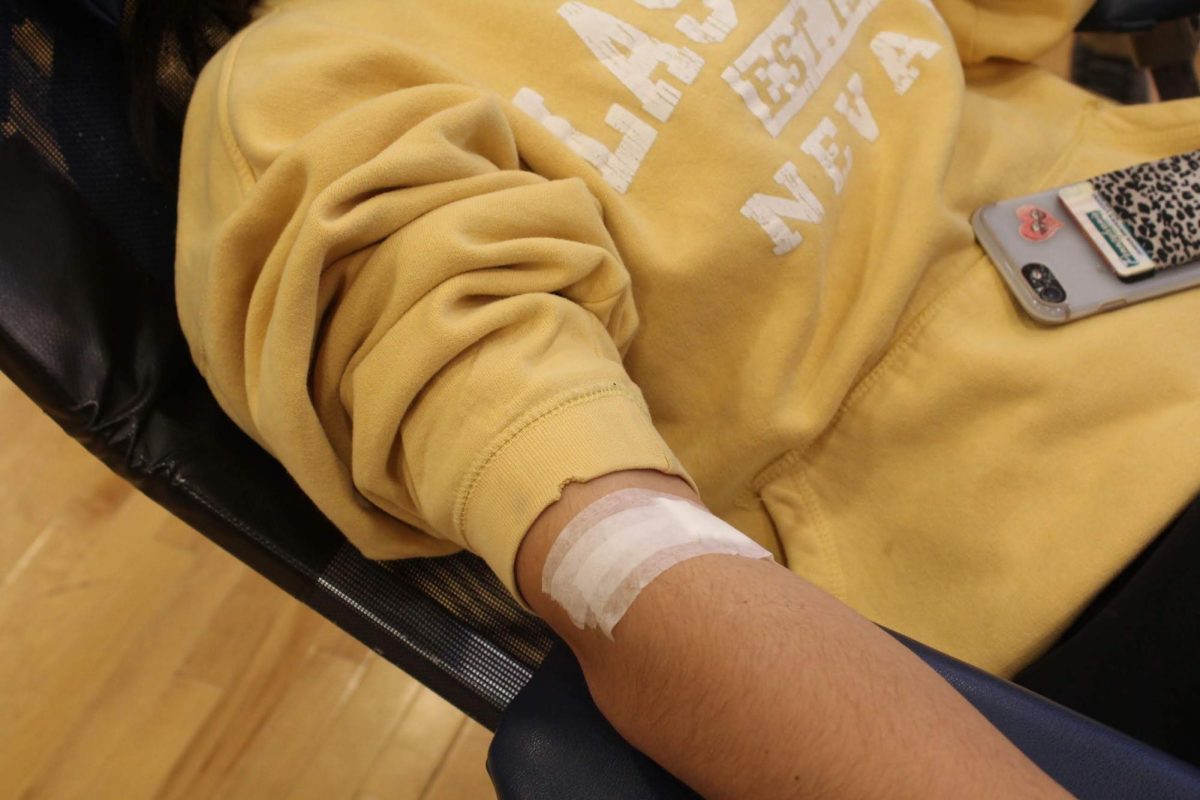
left=1040, top=284, right=1066, bottom=304
left=1022, top=263, right=1067, bottom=305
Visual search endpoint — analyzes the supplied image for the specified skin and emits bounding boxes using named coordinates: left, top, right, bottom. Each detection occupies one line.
left=515, top=469, right=1074, bottom=800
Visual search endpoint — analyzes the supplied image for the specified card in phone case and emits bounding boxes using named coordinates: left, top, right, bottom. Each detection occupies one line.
left=1058, top=151, right=1200, bottom=279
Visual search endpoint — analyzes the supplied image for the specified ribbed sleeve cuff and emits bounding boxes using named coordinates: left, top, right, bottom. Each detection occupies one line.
left=455, top=384, right=698, bottom=611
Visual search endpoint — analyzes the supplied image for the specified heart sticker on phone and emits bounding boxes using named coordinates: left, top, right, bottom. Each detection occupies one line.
left=1016, top=205, right=1063, bottom=242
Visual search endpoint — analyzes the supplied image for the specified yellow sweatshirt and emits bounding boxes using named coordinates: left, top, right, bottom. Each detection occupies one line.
left=176, top=0, right=1200, bottom=676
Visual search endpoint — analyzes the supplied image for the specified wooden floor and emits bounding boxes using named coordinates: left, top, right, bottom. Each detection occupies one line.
left=0, top=372, right=497, bottom=800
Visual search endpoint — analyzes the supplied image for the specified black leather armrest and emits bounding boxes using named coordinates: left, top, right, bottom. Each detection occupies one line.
left=489, top=638, right=1200, bottom=800
left=1078, top=0, right=1200, bottom=32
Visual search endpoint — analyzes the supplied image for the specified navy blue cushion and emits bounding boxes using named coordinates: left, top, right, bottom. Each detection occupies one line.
left=74, top=0, right=121, bottom=27
left=489, top=639, right=1200, bottom=800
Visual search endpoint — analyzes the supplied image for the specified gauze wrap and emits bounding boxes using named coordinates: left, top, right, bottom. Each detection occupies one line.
left=542, top=488, right=774, bottom=638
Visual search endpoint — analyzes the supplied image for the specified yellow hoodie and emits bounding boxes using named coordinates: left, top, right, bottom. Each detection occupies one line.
left=176, top=0, right=1200, bottom=675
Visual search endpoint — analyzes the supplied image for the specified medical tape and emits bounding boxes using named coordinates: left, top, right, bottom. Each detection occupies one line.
left=542, top=488, right=774, bottom=638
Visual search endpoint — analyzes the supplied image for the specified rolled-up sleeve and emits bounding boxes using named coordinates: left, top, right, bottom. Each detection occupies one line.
left=174, top=9, right=696, bottom=600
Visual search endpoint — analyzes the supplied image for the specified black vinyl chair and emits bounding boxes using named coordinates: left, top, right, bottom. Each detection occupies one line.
left=2, top=1, right=1199, bottom=797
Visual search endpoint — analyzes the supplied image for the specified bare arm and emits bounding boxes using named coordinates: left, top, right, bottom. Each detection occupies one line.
left=516, top=469, right=1072, bottom=800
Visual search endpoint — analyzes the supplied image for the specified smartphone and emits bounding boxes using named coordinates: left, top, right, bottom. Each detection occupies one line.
left=973, top=184, right=1200, bottom=325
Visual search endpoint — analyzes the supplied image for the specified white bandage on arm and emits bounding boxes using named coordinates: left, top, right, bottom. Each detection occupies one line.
left=542, top=488, right=774, bottom=638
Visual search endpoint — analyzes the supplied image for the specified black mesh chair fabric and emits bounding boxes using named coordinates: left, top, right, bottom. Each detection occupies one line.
left=0, top=0, right=551, bottom=731
left=2, top=0, right=1200, bottom=795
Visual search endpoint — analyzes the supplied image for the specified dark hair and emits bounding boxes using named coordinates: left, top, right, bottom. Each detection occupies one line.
left=120, top=0, right=259, bottom=185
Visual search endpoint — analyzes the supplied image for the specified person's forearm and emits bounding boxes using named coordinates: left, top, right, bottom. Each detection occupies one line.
left=516, top=470, right=1071, bottom=799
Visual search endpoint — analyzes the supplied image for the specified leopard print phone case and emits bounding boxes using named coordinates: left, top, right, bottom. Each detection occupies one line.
left=1089, top=151, right=1200, bottom=271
